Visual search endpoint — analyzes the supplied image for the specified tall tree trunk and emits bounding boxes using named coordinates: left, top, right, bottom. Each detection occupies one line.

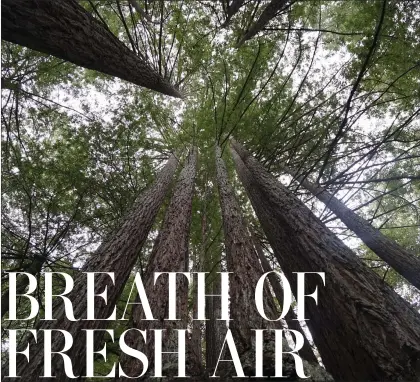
left=119, top=149, right=199, bottom=379
left=1, top=0, right=182, bottom=98
left=13, top=154, right=179, bottom=380
left=237, top=0, right=290, bottom=47
left=283, top=165, right=420, bottom=290
left=215, top=146, right=330, bottom=379
left=1, top=257, right=45, bottom=318
left=231, top=140, right=420, bottom=381
left=205, top=269, right=223, bottom=372
left=215, top=146, right=279, bottom=357
left=201, top=179, right=224, bottom=372
left=191, top=248, right=203, bottom=372
left=204, top=235, right=225, bottom=371
left=250, top=229, right=318, bottom=364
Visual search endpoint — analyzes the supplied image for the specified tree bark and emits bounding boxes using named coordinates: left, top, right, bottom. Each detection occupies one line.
left=250, top=230, right=318, bottom=364
left=1, top=0, right=182, bottom=98
left=283, top=165, right=420, bottom=290
left=119, top=149, right=199, bottom=379
left=200, top=179, right=224, bottom=372
left=215, top=146, right=331, bottom=379
left=237, top=0, right=290, bottom=47
left=13, top=154, right=179, bottom=380
left=215, top=146, right=279, bottom=357
left=231, top=140, right=420, bottom=381
left=1, top=257, right=45, bottom=318
left=204, top=240, right=225, bottom=372
left=191, top=251, right=203, bottom=373
left=205, top=270, right=223, bottom=372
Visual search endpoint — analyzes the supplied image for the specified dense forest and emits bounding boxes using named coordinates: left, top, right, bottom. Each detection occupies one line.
left=1, top=0, right=420, bottom=380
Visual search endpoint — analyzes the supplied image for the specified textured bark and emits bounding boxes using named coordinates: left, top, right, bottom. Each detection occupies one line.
left=191, top=272, right=203, bottom=372
left=12, top=154, right=179, bottom=380
left=119, top=149, right=199, bottom=379
left=205, top=271, right=223, bottom=372
left=231, top=140, right=420, bottom=381
left=200, top=180, right=224, bottom=371
left=215, top=146, right=279, bottom=356
left=190, top=246, right=203, bottom=371
left=284, top=165, right=420, bottom=290
left=204, top=232, right=225, bottom=371
left=237, top=0, right=290, bottom=47
left=2, top=0, right=182, bottom=97
left=250, top=231, right=318, bottom=364
left=1, top=257, right=44, bottom=318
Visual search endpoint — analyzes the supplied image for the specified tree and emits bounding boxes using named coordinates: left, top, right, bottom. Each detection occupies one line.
left=282, top=164, right=420, bottom=290
left=1, top=0, right=182, bottom=97
left=14, top=154, right=179, bottom=379
left=119, top=148, right=199, bottom=379
left=215, top=146, right=330, bottom=379
left=215, top=145, right=279, bottom=357
left=250, top=228, right=318, bottom=364
left=231, top=139, right=420, bottom=380
left=2, top=0, right=420, bottom=380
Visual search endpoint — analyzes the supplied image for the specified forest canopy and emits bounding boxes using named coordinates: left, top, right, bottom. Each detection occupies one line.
left=1, top=0, right=420, bottom=380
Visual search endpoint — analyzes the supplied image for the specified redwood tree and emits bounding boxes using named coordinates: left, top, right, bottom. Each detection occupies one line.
left=1, top=0, right=182, bottom=97
left=231, top=140, right=420, bottom=380
left=2, top=1, right=419, bottom=380
left=250, top=229, right=318, bottom=364
left=205, top=270, right=224, bottom=372
left=119, top=149, right=199, bottom=379
left=214, top=145, right=330, bottom=379
left=14, top=154, right=179, bottom=380
left=283, top=164, right=420, bottom=290
left=215, top=146, right=279, bottom=357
